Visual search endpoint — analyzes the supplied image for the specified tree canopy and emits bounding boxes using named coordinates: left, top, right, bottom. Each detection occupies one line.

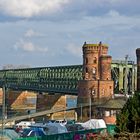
left=116, top=93, right=140, bottom=133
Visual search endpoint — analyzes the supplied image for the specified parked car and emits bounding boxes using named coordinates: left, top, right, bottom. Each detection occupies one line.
left=66, top=123, right=85, bottom=132
left=55, top=120, right=67, bottom=125
left=30, top=123, right=68, bottom=135
left=46, top=120, right=56, bottom=123
left=15, top=121, right=35, bottom=128
left=20, top=127, right=46, bottom=137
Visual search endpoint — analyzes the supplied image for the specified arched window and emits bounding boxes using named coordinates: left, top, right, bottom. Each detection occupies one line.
left=92, top=67, right=96, bottom=74
left=93, top=57, right=97, bottom=63
left=91, top=89, right=96, bottom=96
left=85, top=68, right=89, bottom=80
left=85, top=58, right=88, bottom=64
left=86, top=67, right=88, bottom=73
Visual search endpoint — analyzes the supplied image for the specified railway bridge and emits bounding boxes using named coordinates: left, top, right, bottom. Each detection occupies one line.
left=0, top=42, right=137, bottom=121
left=0, top=61, right=136, bottom=94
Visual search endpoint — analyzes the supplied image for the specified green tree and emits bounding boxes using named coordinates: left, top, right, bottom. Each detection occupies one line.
left=116, top=109, right=129, bottom=132
left=116, top=93, right=140, bottom=133
left=132, top=106, right=140, bottom=133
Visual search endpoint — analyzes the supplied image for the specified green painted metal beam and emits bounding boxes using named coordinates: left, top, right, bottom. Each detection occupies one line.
left=0, top=65, right=83, bottom=94
left=0, top=61, right=136, bottom=94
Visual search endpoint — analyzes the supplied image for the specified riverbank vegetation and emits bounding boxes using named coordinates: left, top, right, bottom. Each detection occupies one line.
left=113, top=92, right=140, bottom=139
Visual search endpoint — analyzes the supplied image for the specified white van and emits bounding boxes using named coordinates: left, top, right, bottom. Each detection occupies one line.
left=15, top=121, right=35, bottom=129
left=55, top=120, right=67, bottom=125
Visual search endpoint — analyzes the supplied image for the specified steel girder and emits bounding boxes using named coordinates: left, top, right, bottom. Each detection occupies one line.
left=111, top=60, right=137, bottom=93
left=0, top=65, right=83, bottom=94
left=0, top=61, right=136, bottom=94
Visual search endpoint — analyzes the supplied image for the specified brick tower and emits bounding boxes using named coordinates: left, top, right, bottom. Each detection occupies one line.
left=77, top=42, right=114, bottom=120
left=136, top=48, right=140, bottom=91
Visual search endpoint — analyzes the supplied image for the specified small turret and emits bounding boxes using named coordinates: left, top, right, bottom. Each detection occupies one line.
left=82, top=42, right=109, bottom=80
left=100, top=55, right=112, bottom=80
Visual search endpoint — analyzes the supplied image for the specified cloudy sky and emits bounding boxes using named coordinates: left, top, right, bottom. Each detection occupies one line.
left=0, top=0, right=139, bottom=68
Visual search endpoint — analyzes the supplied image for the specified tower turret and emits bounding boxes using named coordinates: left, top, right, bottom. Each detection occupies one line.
left=82, top=42, right=109, bottom=80
left=77, top=41, right=114, bottom=121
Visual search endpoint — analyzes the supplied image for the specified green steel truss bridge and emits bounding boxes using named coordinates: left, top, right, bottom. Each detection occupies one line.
left=0, top=60, right=136, bottom=95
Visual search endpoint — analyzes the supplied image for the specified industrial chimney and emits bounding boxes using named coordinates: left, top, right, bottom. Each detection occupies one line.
left=136, top=48, right=140, bottom=91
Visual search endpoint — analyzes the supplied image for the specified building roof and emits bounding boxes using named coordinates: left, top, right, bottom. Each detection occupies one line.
left=82, top=42, right=108, bottom=48
left=98, top=98, right=126, bottom=110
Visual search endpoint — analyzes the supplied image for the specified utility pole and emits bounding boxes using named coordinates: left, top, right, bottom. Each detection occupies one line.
left=124, top=55, right=128, bottom=96
left=89, top=94, right=91, bottom=121
left=89, top=93, right=92, bottom=128
left=80, top=104, right=82, bottom=121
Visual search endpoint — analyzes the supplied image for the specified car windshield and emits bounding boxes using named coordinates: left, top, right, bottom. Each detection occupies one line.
left=22, top=129, right=31, bottom=135
left=30, top=130, right=44, bottom=137
left=21, top=128, right=32, bottom=137
left=21, top=128, right=46, bottom=137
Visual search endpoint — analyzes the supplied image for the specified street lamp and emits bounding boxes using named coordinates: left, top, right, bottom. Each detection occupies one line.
left=89, top=88, right=95, bottom=129
left=89, top=93, right=91, bottom=121
left=1, top=85, right=7, bottom=139
left=80, top=104, right=82, bottom=122
left=89, top=88, right=95, bottom=121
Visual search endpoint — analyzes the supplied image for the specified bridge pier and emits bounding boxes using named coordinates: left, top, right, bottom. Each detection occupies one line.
left=112, top=61, right=137, bottom=93
left=36, top=93, right=63, bottom=120
left=0, top=88, right=36, bottom=116
left=36, top=94, right=76, bottom=120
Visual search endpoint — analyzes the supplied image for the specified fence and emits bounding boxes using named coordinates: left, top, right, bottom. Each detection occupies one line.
left=17, top=128, right=104, bottom=140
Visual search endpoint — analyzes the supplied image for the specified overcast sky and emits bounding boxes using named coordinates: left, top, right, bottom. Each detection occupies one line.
left=0, top=0, right=139, bottom=68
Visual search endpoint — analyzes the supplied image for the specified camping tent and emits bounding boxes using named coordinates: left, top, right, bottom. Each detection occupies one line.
left=45, top=123, right=68, bottom=134
left=81, top=119, right=106, bottom=129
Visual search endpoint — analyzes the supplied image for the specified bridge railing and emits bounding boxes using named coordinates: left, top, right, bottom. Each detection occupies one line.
left=112, top=60, right=134, bottom=65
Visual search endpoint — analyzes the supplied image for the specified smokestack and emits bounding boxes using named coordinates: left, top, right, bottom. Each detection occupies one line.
left=136, top=48, right=140, bottom=91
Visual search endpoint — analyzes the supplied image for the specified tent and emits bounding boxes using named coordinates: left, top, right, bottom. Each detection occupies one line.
left=45, top=123, right=68, bottom=134
left=81, top=119, right=106, bottom=129
left=30, top=122, right=67, bottom=135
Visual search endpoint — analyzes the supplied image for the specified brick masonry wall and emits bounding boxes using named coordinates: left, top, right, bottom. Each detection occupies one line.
left=100, top=56, right=112, bottom=80
left=0, top=88, right=75, bottom=120
left=99, top=81, right=114, bottom=98
left=0, top=88, right=36, bottom=109
left=78, top=80, right=113, bottom=103
left=36, top=94, right=66, bottom=111
left=36, top=94, right=75, bottom=120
